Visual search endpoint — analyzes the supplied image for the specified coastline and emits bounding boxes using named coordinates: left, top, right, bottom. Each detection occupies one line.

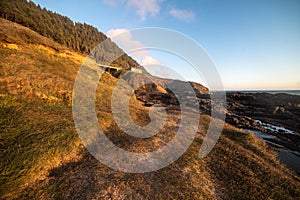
left=226, top=91, right=300, bottom=174
left=226, top=90, right=300, bottom=96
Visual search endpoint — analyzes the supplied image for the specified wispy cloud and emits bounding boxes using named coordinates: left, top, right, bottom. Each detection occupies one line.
left=102, top=0, right=126, bottom=6
left=169, top=8, right=195, bottom=22
left=127, top=0, right=163, bottom=21
left=103, top=0, right=164, bottom=21
left=107, top=28, right=160, bottom=66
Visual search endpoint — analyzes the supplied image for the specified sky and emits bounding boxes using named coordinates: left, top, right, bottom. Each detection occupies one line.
left=32, top=0, right=300, bottom=90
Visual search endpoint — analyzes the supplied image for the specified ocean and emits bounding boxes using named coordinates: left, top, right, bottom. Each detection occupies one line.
left=226, top=90, right=300, bottom=96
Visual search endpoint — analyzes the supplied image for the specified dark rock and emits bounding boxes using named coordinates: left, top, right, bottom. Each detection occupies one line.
left=273, top=106, right=286, bottom=114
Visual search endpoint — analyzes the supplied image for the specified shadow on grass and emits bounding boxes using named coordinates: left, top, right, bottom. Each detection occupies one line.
left=24, top=121, right=215, bottom=200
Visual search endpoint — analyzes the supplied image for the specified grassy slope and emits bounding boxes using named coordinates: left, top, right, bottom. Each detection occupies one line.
left=0, top=19, right=299, bottom=199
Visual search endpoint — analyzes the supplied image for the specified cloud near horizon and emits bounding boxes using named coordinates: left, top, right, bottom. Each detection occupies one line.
left=107, top=28, right=160, bottom=66
left=169, top=8, right=195, bottom=22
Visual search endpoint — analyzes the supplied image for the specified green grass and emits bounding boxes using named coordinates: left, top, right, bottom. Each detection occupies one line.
left=0, top=97, right=80, bottom=198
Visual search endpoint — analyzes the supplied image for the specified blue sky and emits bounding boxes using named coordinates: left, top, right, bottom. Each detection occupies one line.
left=32, top=0, right=300, bottom=90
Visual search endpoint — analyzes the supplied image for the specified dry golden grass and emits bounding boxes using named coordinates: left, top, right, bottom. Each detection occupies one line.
left=1, top=43, right=19, bottom=50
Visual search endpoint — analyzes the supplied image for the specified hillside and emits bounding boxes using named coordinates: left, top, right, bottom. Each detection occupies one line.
left=0, top=0, right=139, bottom=69
left=1, top=18, right=300, bottom=199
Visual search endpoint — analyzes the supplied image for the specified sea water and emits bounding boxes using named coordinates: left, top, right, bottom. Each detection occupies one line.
left=227, top=90, right=300, bottom=96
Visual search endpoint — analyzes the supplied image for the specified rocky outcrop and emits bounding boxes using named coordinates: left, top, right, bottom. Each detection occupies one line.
left=226, top=92, right=300, bottom=153
left=226, top=92, right=300, bottom=132
left=273, top=106, right=286, bottom=114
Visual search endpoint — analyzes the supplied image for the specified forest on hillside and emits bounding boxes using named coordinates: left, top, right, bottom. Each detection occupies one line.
left=0, top=0, right=139, bottom=69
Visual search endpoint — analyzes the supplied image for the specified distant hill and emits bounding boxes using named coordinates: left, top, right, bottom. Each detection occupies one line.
left=0, top=0, right=139, bottom=69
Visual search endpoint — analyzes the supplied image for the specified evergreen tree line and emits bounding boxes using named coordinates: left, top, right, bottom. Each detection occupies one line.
left=0, top=0, right=139, bottom=69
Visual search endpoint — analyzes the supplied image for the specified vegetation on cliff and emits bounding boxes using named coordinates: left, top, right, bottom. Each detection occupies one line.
left=0, top=0, right=139, bottom=69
